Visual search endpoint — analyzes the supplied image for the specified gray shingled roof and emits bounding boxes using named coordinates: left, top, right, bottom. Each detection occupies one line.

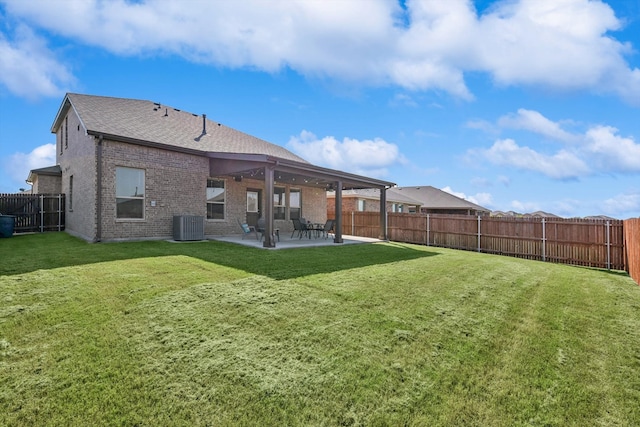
left=29, top=165, right=62, bottom=176
left=53, top=93, right=308, bottom=163
left=329, top=188, right=422, bottom=205
left=390, top=186, right=490, bottom=212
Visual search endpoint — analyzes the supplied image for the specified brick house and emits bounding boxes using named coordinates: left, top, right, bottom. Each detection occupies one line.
left=327, top=188, right=423, bottom=214
left=27, top=93, right=394, bottom=246
left=26, top=166, right=62, bottom=194
left=328, top=186, right=490, bottom=216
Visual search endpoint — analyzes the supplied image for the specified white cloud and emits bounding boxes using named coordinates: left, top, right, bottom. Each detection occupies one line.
left=510, top=200, right=540, bottom=213
left=2, top=0, right=639, bottom=102
left=287, top=130, right=405, bottom=178
left=479, top=138, right=589, bottom=179
left=441, top=186, right=493, bottom=207
left=3, top=143, right=56, bottom=189
left=0, top=24, right=75, bottom=99
left=470, top=192, right=493, bottom=207
left=584, top=126, right=640, bottom=173
left=497, top=109, right=577, bottom=143
left=390, top=93, right=419, bottom=108
left=603, top=192, right=640, bottom=219
left=473, top=110, right=640, bottom=179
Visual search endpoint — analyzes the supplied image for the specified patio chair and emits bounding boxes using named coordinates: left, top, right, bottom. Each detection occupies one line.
left=321, top=219, right=334, bottom=239
left=291, top=218, right=309, bottom=239
left=237, top=219, right=258, bottom=240
left=257, top=217, right=280, bottom=242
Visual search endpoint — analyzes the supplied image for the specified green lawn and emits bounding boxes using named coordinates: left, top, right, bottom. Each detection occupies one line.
left=1, top=233, right=639, bottom=426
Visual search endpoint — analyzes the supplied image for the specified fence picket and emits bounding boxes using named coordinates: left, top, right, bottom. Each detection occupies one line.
left=0, top=193, right=65, bottom=233
left=330, top=211, right=630, bottom=273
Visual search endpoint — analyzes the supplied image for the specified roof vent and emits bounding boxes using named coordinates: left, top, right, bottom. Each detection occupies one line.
left=202, top=114, right=207, bottom=135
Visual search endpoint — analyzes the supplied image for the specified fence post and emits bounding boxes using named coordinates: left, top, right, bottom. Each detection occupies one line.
left=58, top=194, right=62, bottom=231
left=606, top=220, right=611, bottom=270
left=426, top=214, right=430, bottom=247
left=477, top=215, right=481, bottom=253
left=39, top=194, right=44, bottom=233
left=542, top=218, right=546, bottom=262
left=351, top=211, right=355, bottom=236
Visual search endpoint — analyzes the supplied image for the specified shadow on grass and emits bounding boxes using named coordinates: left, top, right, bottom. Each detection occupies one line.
left=0, top=233, right=438, bottom=280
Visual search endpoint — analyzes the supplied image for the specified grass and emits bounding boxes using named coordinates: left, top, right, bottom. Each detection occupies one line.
left=1, top=233, right=639, bottom=426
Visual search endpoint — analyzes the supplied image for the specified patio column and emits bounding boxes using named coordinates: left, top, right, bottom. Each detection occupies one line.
left=263, top=166, right=276, bottom=247
left=334, top=180, right=343, bottom=243
left=379, top=186, right=387, bottom=240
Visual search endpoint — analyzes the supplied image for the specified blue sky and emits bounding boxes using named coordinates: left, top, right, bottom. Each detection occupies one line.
left=1, top=0, right=639, bottom=219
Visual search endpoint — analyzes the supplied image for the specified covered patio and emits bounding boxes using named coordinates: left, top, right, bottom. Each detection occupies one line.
left=209, top=153, right=395, bottom=248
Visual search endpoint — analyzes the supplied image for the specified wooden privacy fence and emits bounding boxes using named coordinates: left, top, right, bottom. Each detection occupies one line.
left=335, top=211, right=629, bottom=273
left=0, top=193, right=65, bottom=233
left=624, top=218, right=640, bottom=284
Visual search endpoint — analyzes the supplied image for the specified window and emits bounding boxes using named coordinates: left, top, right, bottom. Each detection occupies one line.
left=357, top=199, right=366, bottom=211
left=69, top=175, right=73, bottom=211
left=116, top=167, right=144, bottom=219
left=64, top=117, right=68, bottom=149
left=392, top=203, right=404, bottom=213
left=247, top=191, right=259, bottom=213
left=274, top=187, right=285, bottom=220
left=206, top=178, right=225, bottom=220
left=289, top=188, right=301, bottom=220
left=59, top=127, right=63, bottom=155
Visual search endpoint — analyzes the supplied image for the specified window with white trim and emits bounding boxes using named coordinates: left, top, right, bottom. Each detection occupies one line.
left=116, top=167, right=144, bottom=219
left=206, top=178, right=225, bottom=220
left=289, top=188, right=301, bottom=220
left=392, top=203, right=404, bottom=213
left=274, top=186, right=285, bottom=220
left=357, top=199, right=366, bottom=211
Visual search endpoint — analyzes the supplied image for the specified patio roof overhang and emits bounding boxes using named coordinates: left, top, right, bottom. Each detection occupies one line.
left=208, top=152, right=396, bottom=248
left=207, top=153, right=395, bottom=190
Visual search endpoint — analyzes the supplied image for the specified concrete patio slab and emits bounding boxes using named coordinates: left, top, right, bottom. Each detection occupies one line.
left=209, top=233, right=383, bottom=249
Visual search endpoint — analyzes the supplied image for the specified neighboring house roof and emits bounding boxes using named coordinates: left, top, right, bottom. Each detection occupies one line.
left=526, top=211, right=562, bottom=218
left=52, top=93, right=307, bottom=163
left=583, top=215, right=618, bottom=220
left=390, top=186, right=490, bottom=213
left=327, top=188, right=423, bottom=206
left=492, top=210, right=563, bottom=218
left=26, top=165, right=62, bottom=185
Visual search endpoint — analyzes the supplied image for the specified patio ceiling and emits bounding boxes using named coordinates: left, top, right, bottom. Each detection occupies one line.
left=208, top=153, right=395, bottom=190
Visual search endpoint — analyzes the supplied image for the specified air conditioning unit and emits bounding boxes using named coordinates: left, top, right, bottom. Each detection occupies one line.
left=173, top=215, right=205, bottom=241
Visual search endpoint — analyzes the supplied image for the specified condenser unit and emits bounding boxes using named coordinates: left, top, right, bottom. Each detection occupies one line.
left=173, top=215, right=205, bottom=241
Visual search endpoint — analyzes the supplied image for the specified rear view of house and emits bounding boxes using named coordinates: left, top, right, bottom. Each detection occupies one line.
left=29, top=93, right=393, bottom=246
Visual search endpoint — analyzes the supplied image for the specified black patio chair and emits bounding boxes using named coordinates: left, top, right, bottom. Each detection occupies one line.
left=291, top=218, right=310, bottom=239
left=321, top=219, right=334, bottom=239
left=256, top=217, right=266, bottom=240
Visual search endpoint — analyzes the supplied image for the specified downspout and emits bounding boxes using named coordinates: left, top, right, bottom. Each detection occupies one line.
left=95, top=134, right=103, bottom=242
